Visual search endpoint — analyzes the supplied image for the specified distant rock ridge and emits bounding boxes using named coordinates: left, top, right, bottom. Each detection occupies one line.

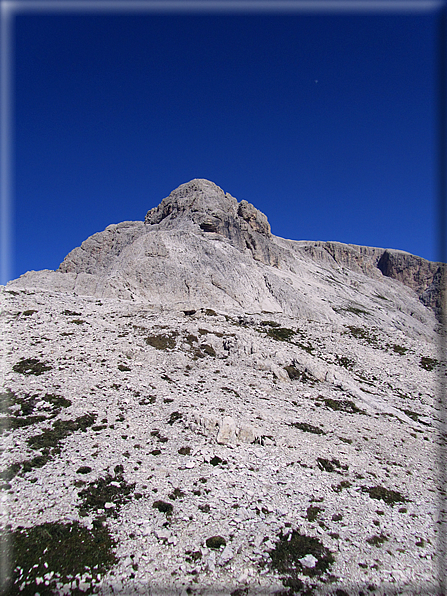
left=7, top=179, right=445, bottom=326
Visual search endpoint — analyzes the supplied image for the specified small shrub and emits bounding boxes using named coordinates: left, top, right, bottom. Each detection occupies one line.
left=22, top=309, right=37, bottom=316
left=420, top=356, right=438, bottom=371
left=267, top=327, right=295, bottom=342
left=206, top=535, right=226, bottom=549
left=168, top=487, right=185, bottom=500
left=12, top=358, right=52, bottom=376
left=1, top=521, right=117, bottom=594
left=290, top=421, right=325, bottom=435
left=268, top=529, right=335, bottom=579
left=363, top=485, right=408, bottom=505
left=153, top=500, right=173, bottom=515
left=366, top=533, right=388, bottom=546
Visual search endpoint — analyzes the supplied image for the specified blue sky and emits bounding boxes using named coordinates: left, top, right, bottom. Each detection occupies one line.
left=5, top=2, right=444, bottom=283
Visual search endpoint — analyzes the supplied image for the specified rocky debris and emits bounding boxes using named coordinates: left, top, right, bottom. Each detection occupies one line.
left=0, top=179, right=444, bottom=595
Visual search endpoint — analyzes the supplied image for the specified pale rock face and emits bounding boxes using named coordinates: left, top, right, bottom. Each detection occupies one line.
left=10, top=178, right=445, bottom=336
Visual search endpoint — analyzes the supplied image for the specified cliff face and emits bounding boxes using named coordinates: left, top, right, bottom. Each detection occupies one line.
left=8, top=179, right=444, bottom=330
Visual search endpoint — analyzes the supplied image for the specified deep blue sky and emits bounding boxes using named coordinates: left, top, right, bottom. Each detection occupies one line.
left=9, top=6, right=441, bottom=282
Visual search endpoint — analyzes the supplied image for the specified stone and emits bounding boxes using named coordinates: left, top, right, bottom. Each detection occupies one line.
left=216, top=416, right=237, bottom=444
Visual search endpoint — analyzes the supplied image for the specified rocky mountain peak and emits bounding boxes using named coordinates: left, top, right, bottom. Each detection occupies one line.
left=144, top=179, right=272, bottom=254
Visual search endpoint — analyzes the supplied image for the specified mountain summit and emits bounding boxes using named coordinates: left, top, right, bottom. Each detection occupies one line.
left=9, top=179, right=444, bottom=333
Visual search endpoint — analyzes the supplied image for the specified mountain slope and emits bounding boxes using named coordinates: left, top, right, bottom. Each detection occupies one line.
left=1, top=179, right=444, bottom=595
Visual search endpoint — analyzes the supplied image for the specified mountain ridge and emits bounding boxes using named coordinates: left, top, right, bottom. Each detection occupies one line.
left=7, top=179, right=445, bottom=327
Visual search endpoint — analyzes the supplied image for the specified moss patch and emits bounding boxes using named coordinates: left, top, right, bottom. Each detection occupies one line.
left=12, top=358, right=52, bottom=376
left=145, top=332, right=178, bottom=350
left=206, top=536, right=226, bottom=549
left=290, top=422, right=325, bottom=435
left=362, top=485, right=408, bottom=505
left=153, top=500, right=173, bottom=515
left=319, top=397, right=365, bottom=415
left=2, top=521, right=117, bottom=594
left=78, top=471, right=135, bottom=518
left=420, top=356, right=438, bottom=371
left=266, top=327, right=295, bottom=342
left=268, top=529, right=335, bottom=582
left=27, top=413, right=97, bottom=454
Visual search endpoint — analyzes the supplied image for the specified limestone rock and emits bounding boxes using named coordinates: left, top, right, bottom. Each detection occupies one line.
left=8, top=178, right=444, bottom=331
left=216, top=416, right=237, bottom=444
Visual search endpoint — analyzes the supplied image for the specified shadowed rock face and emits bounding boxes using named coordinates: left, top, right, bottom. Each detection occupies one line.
left=8, top=178, right=445, bottom=325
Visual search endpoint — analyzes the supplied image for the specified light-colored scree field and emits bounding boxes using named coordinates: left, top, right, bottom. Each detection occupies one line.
left=1, top=180, right=445, bottom=595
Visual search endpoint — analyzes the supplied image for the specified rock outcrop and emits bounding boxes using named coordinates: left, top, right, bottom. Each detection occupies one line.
left=8, top=179, right=445, bottom=332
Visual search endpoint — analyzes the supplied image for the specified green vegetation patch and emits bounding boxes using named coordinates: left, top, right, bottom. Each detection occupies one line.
left=362, top=485, right=408, bottom=505
left=153, top=500, right=173, bottom=515
left=317, top=458, right=347, bottom=473
left=290, top=421, right=325, bottom=435
left=1, top=415, right=47, bottom=433
left=168, top=487, right=185, bottom=500
left=392, top=345, right=407, bottom=355
left=268, top=529, right=335, bottom=581
left=206, top=535, right=226, bottom=549
left=260, top=320, right=280, bottom=327
left=22, top=309, right=37, bottom=316
left=306, top=505, right=323, bottom=522
left=145, top=332, right=178, bottom=350
left=27, top=413, right=97, bottom=454
left=345, top=326, right=379, bottom=347
left=2, top=521, right=117, bottom=594
left=78, top=470, right=135, bottom=518
left=319, top=397, right=365, bottom=415
left=420, top=356, right=438, bottom=371
left=266, top=327, right=295, bottom=342
left=42, top=393, right=71, bottom=409
left=12, top=358, right=52, bottom=376
left=366, top=533, right=388, bottom=546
